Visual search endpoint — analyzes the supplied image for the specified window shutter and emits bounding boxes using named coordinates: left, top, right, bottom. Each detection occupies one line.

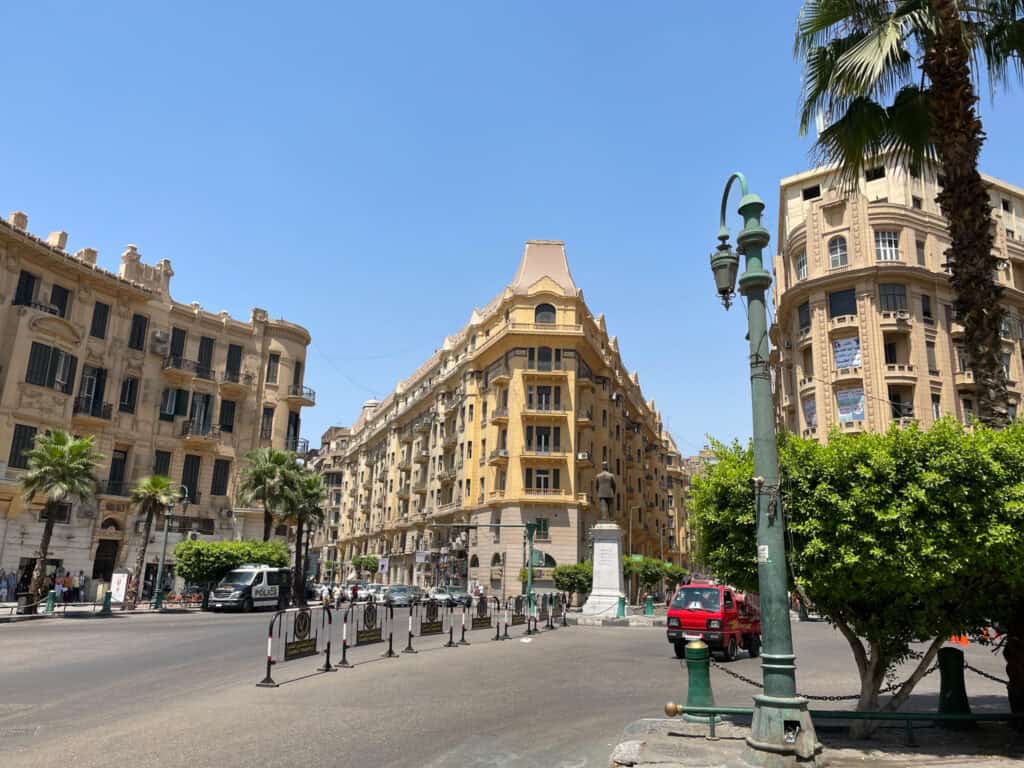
left=553, top=468, right=560, bottom=489
left=175, top=389, right=189, bottom=416
left=525, top=468, right=533, bottom=489
left=26, top=342, right=50, bottom=386
left=63, top=355, right=77, bottom=394
left=219, top=400, right=235, bottom=432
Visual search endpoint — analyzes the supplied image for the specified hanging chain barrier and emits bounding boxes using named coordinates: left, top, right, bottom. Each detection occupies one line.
left=964, top=661, right=1009, bottom=686
left=707, top=658, right=940, bottom=702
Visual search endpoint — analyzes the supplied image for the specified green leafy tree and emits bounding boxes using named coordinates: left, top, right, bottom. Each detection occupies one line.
left=20, top=430, right=100, bottom=600
left=281, top=469, right=326, bottom=606
left=664, top=564, right=689, bottom=591
left=795, top=0, right=1024, bottom=428
left=552, top=561, right=593, bottom=605
left=173, top=540, right=289, bottom=589
left=237, top=447, right=296, bottom=541
left=637, top=557, right=666, bottom=594
left=352, top=554, right=379, bottom=580
left=125, top=476, right=181, bottom=610
left=692, top=424, right=1024, bottom=734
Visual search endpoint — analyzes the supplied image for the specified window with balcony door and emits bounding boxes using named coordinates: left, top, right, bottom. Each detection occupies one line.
left=798, top=302, right=811, bottom=333
left=931, top=393, right=941, bottom=420
left=128, top=314, right=148, bottom=351
left=921, top=295, right=933, bottom=323
left=266, top=353, right=280, bottom=384
left=874, top=231, right=901, bottom=261
left=90, top=301, right=110, bottom=339
left=8, top=424, right=38, bottom=469
left=25, top=342, right=77, bottom=394
left=926, top=342, right=938, bottom=374
left=801, top=347, right=814, bottom=378
left=50, top=284, right=70, bottom=318
left=879, top=283, right=907, bottom=311
left=261, top=407, right=274, bottom=439
left=795, top=250, right=807, bottom=280
left=828, top=236, right=848, bottom=269
left=916, top=240, right=926, bottom=266
left=119, top=376, right=138, bottom=414
left=535, top=517, right=550, bottom=541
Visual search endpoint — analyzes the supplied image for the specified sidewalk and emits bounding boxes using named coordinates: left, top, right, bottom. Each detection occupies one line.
left=0, top=600, right=202, bottom=623
left=610, top=717, right=1024, bottom=767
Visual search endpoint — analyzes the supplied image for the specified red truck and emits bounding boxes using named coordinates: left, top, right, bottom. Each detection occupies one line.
left=666, top=580, right=761, bottom=661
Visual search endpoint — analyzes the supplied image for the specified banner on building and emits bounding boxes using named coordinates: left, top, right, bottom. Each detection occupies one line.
left=836, top=387, right=865, bottom=423
left=377, top=557, right=389, bottom=575
left=802, top=397, right=817, bottom=428
left=832, top=337, right=862, bottom=369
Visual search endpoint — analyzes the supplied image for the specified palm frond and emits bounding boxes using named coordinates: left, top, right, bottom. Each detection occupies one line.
left=972, top=0, right=1024, bottom=86
left=20, top=430, right=100, bottom=505
left=831, top=13, right=919, bottom=101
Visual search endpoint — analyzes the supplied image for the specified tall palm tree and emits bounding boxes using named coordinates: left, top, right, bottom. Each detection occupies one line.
left=282, top=470, right=326, bottom=607
left=20, top=430, right=100, bottom=601
left=237, top=447, right=295, bottom=541
left=796, top=0, right=1023, bottom=427
left=124, top=475, right=181, bottom=610
left=796, top=0, right=1024, bottom=721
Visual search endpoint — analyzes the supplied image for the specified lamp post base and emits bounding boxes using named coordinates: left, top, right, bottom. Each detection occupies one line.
left=739, top=695, right=822, bottom=767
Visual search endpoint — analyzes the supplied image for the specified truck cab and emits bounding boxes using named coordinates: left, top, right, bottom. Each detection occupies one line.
left=210, top=564, right=292, bottom=612
left=666, top=581, right=761, bottom=661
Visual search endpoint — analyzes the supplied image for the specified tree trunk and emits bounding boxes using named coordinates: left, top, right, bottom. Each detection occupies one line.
left=263, top=507, right=272, bottom=542
left=924, top=0, right=1009, bottom=428
left=125, top=500, right=156, bottom=610
left=292, top=517, right=306, bottom=607
left=28, top=504, right=58, bottom=601
left=1005, top=600, right=1024, bottom=729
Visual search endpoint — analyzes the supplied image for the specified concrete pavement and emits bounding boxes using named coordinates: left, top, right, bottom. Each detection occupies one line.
left=0, top=611, right=1015, bottom=767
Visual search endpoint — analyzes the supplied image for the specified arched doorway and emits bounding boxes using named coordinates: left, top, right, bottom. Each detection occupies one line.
left=92, top=539, right=119, bottom=582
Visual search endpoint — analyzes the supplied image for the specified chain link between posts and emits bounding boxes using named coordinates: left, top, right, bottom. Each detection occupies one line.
left=707, top=659, right=940, bottom=702
left=964, top=661, right=1010, bottom=686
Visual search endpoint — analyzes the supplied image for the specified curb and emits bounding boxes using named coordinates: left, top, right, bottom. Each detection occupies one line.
left=0, top=607, right=203, bottom=624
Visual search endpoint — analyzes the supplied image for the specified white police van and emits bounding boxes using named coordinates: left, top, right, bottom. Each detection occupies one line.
left=209, top=564, right=292, bottom=611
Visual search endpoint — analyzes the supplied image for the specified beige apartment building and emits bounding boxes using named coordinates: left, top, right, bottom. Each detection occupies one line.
left=313, top=241, right=688, bottom=598
left=0, top=210, right=313, bottom=598
left=771, top=162, right=1024, bottom=437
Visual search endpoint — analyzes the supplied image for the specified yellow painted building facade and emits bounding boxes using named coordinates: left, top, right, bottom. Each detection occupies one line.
left=314, top=241, right=688, bottom=597
left=771, top=163, right=1024, bottom=437
left=0, top=210, right=313, bottom=596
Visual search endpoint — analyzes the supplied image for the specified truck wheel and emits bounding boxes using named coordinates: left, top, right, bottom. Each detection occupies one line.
left=673, top=640, right=686, bottom=659
left=242, top=597, right=253, bottom=613
left=748, top=634, right=761, bottom=658
left=723, top=635, right=737, bottom=662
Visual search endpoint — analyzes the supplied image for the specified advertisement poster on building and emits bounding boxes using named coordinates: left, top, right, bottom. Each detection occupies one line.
left=110, top=569, right=129, bottom=603
left=415, top=551, right=430, bottom=564
left=377, top=557, right=388, bottom=575
left=836, top=388, right=865, bottom=423
left=832, top=337, right=862, bottom=369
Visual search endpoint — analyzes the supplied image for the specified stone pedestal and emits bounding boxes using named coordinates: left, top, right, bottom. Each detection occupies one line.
left=582, top=522, right=625, bottom=616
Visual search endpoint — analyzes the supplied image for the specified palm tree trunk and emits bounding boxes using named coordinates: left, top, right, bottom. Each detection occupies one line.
left=924, top=0, right=1009, bottom=429
left=29, top=505, right=57, bottom=601
left=263, top=508, right=272, bottom=542
left=126, top=500, right=156, bottom=610
left=293, top=517, right=306, bottom=607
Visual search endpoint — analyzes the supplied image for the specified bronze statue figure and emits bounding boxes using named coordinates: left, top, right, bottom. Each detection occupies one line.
left=595, top=462, right=616, bottom=521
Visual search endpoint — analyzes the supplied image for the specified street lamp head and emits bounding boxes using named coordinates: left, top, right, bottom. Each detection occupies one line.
left=709, top=234, right=739, bottom=310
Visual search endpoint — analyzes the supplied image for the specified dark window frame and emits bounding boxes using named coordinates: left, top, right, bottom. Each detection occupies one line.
left=89, top=301, right=110, bottom=339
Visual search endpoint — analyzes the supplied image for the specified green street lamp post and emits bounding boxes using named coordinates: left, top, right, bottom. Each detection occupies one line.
left=152, top=486, right=188, bottom=611
left=710, top=173, right=821, bottom=765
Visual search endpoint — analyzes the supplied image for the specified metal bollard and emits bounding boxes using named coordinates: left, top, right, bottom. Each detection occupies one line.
left=257, top=613, right=280, bottom=687
left=459, top=603, right=470, bottom=645
left=617, top=596, right=626, bottom=618
left=445, top=605, right=458, bottom=648
left=937, top=646, right=974, bottom=729
left=337, top=607, right=353, bottom=668
left=382, top=605, right=398, bottom=658
left=45, top=590, right=56, bottom=613
left=319, top=607, right=336, bottom=672
left=645, top=595, right=654, bottom=616
left=503, top=603, right=510, bottom=640
left=99, top=591, right=112, bottom=616
left=404, top=603, right=418, bottom=654
left=493, top=599, right=502, bottom=641
left=683, top=640, right=718, bottom=724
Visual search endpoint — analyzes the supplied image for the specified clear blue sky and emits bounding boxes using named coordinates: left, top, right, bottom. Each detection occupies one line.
left=4, top=2, right=1023, bottom=455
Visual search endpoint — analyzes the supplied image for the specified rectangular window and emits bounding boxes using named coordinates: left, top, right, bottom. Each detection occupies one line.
left=912, top=196, right=922, bottom=210
left=828, top=289, right=857, bottom=318
left=25, top=342, right=77, bottom=394
left=159, top=388, right=176, bottom=420
left=211, top=459, right=231, bottom=496
left=878, top=283, right=907, bottom=311
left=884, top=341, right=897, bottom=365
left=39, top=503, right=72, bottom=524
left=226, top=344, right=243, bottom=376
left=119, top=376, right=139, bottom=413
left=931, top=393, right=941, bottom=420
left=801, top=185, right=820, bottom=201
left=962, top=398, right=974, bottom=422
left=14, top=270, right=37, bottom=306
left=802, top=346, right=814, bottom=377
left=921, top=295, right=933, bottom=322
left=175, top=388, right=189, bottom=417
left=916, top=240, right=926, bottom=265
left=197, top=337, right=215, bottom=378
left=1002, top=352, right=1012, bottom=379
left=292, top=360, right=303, bottom=388
left=535, top=517, right=550, bottom=540
left=219, top=399, right=236, bottom=432
left=802, top=397, right=817, bottom=429
left=90, top=301, right=110, bottom=339
left=181, top=455, right=201, bottom=502
left=261, top=407, right=275, bottom=439
left=797, top=302, right=811, bottom=332
left=796, top=250, right=807, bottom=280
left=874, top=231, right=901, bottom=261
left=8, top=424, right=38, bottom=469
left=170, top=327, right=187, bottom=358
left=128, top=314, right=148, bottom=351
left=865, top=166, right=886, bottom=181
left=926, top=342, right=938, bottom=374
left=50, top=284, right=70, bottom=318
left=1003, top=198, right=1012, bottom=213
left=266, top=353, right=280, bottom=384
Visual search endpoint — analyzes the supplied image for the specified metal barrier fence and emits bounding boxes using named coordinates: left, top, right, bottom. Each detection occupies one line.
left=255, top=593, right=572, bottom=686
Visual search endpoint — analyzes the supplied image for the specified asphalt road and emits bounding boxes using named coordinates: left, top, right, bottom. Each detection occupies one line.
left=0, top=609, right=1011, bottom=768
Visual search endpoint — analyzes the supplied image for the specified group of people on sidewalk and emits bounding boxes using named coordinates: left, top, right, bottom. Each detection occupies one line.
left=0, top=569, right=18, bottom=602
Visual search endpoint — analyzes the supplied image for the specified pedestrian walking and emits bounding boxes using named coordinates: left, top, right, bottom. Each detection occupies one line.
left=71, top=571, right=81, bottom=602
left=351, top=583, right=359, bottom=603
left=332, top=583, right=342, bottom=609
left=63, top=572, right=73, bottom=602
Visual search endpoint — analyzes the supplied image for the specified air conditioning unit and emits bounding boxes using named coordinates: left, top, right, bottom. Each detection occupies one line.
left=187, top=530, right=201, bottom=541
left=577, top=452, right=589, bottom=460
left=895, top=310, right=910, bottom=320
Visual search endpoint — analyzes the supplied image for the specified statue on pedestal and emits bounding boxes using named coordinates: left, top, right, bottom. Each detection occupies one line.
left=596, top=462, right=616, bottom=521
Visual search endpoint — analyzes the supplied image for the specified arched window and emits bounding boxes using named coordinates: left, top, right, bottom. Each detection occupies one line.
left=470, top=555, right=480, bottom=568
left=100, top=517, right=120, bottom=531
left=490, top=553, right=503, bottom=566
left=534, top=303, right=556, bottom=324
left=829, top=236, right=848, bottom=269
left=537, top=346, right=553, bottom=371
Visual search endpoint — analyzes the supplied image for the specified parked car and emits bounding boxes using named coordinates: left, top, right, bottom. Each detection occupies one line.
left=665, top=580, right=761, bottom=661
left=429, top=587, right=455, bottom=607
left=447, top=587, right=472, bottom=607
left=383, top=585, right=415, bottom=607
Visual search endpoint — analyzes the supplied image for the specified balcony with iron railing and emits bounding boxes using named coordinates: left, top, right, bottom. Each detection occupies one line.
left=13, top=297, right=60, bottom=316
left=488, top=448, right=509, bottom=465
left=285, top=436, right=310, bottom=454
left=72, top=397, right=113, bottom=423
left=490, top=406, right=509, bottom=423
left=221, top=369, right=254, bottom=391
left=180, top=420, right=221, bottom=442
left=522, top=403, right=569, bottom=420
left=522, top=447, right=569, bottom=461
left=163, top=355, right=207, bottom=381
left=287, top=385, right=316, bottom=406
